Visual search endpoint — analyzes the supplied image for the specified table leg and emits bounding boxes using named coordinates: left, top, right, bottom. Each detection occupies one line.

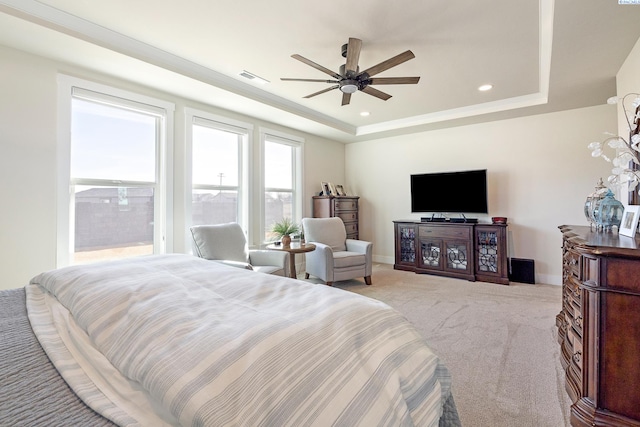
left=289, top=253, right=296, bottom=278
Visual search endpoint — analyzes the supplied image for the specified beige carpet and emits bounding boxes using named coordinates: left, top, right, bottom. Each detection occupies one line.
left=304, top=263, right=572, bottom=427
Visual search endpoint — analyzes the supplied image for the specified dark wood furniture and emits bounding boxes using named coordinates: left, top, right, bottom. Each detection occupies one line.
left=558, top=225, right=640, bottom=427
left=312, top=196, right=359, bottom=239
left=393, top=221, right=509, bottom=284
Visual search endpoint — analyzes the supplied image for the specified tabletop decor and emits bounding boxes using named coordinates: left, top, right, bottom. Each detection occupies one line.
left=588, top=93, right=640, bottom=197
left=270, top=217, right=300, bottom=247
left=584, top=178, right=608, bottom=229
left=591, top=188, right=624, bottom=231
left=619, top=205, right=640, bottom=237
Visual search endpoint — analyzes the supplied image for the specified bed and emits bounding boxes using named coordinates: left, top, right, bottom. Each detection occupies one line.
left=1, top=254, right=460, bottom=426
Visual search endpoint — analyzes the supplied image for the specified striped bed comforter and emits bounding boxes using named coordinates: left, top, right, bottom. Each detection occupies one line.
left=26, top=254, right=456, bottom=427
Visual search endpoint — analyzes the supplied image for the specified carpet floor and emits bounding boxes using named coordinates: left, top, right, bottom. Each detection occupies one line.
left=304, top=263, right=572, bottom=427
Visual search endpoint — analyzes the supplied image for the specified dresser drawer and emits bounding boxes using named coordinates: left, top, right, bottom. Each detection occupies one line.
left=568, top=327, right=582, bottom=375
left=564, top=248, right=580, bottom=279
left=567, top=276, right=581, bottom=308
left=582, top=255, right=599, bottom=285
left=334, top=199, right=358, bottom=211
left=344, top=222, right=358, bottom=236
left=337, top=211, right=358, bottom=222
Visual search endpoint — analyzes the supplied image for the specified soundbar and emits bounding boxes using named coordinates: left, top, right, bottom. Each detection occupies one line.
left=420, top=217, right=478, bottom=223
left=450, top=218, right=478, bottom=223
left=421, top=217, right=447, bottom=222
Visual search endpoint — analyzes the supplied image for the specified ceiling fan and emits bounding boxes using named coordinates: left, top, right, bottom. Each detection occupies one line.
left=281, top=38, right=420, bottom=106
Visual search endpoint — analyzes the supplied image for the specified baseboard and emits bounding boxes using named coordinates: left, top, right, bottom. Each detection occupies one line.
left=374, top=255, right=394, bottom=265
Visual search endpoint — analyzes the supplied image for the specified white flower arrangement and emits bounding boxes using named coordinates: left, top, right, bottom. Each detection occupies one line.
left=588, top=93, right=640, bottom=193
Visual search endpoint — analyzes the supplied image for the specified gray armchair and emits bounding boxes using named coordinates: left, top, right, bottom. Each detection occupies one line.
left=190, top=223, right=288, bottom=276
left=301, top=217, right=372, bottom=286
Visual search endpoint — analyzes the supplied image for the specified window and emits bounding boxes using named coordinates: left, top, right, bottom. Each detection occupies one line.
left=261, top=129, right=303, bottom=242
left=186, top=110, right=250, bottom=230
left=57, top=76, right=174, bottom=266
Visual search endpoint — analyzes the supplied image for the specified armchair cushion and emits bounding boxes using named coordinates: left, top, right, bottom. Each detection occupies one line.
left=190, top=223, right=249, bottom=262
left=248, top=250, right=289, bottom=276
left=333, top=252, right=366, bottom=268
left=303, top=217, right=347, bottom=251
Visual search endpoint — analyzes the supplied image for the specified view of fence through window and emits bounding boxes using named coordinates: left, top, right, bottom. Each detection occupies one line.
left=73, top=186, right=154, bottom=263
left=191, top=124, right=240, bottom=226
left=70, top=97, right=159, bottom=264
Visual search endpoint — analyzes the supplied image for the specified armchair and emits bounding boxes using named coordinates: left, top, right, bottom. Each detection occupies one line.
left=301, top=217, right=372, bottom=286
left=190, top=223, right=288, bottom=276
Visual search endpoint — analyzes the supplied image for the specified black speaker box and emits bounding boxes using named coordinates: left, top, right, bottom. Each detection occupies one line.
left=509, top=258, right=535, bottom=284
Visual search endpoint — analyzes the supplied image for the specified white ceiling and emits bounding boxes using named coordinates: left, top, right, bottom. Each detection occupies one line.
left=1, top=0, right=640, bottom=143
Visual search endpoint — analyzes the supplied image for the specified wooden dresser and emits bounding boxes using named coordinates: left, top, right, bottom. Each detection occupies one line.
left=312, top=196, right=359, bottom=239
left=558, top=225, right=640, bottom=426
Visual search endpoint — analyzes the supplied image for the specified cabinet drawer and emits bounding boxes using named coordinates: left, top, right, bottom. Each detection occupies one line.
left=334, top=199, right=358, bottom=211
left=337, top=211, right=358, bottom=222
left=419, top=225, right=471, bottom=240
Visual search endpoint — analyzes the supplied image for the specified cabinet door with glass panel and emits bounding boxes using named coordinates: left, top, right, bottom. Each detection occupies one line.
left=416, top=224, right=475, bottom=280
left=393, top=222, right=417, bottom=271
left=417, top=237, right=444, bottom=271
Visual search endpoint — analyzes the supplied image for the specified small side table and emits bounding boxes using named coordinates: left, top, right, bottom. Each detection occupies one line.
left=265, top=242, right=316, bottom=278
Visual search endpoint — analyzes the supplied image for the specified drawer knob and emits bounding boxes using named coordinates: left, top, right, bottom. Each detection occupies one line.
left=572, top=351, right=582, bottom=364
left=574, top=315, right=582, bottom=328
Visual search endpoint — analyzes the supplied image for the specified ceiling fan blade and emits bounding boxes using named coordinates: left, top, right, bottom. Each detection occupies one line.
left=291, top=54, right=341, bottom=79
left=281, top=78, right=339, bottom=83
left=341, top=92, right=352, bottom=106
left=361, top=85, right=392, bottom=101
left=303, top=85, right=340, bottom=98
left=344, top=38, right=362, bottom=75
left=358, top=50, right=415, bottom=77
left=368, top=77, right=420, bottom=85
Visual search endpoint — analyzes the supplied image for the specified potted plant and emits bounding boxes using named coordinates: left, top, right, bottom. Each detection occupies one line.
left=271, top=218, right=300, bottom=247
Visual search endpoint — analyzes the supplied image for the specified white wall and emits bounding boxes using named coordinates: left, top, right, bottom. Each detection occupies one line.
left=0, top=45, right=345, bottom=289
left=345, top=105, right=616, bottom=285
left=617, top=36, right=640, bottom=133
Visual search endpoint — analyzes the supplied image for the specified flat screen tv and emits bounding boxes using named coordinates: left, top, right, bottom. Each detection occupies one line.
left=410, top=169, right=488, bottom=214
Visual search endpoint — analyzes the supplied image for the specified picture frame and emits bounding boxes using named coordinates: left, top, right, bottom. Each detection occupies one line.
left=321, top=181, right=331, bottom=196
left=619, top=205, right=640, bottom=237
left=335, top=184, right=346, bottom=196
left=328, top=182, right=337, bottom=196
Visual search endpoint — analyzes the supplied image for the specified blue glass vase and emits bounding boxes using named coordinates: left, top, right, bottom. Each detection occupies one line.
left=591, top=189, right=624, bottom=231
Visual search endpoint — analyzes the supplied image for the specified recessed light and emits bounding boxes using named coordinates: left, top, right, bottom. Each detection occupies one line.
left=239, top=70, right=269, bottom=84
left=360, top=111, right=370, bottom=117
left=478, top=84, right=493, bottom=91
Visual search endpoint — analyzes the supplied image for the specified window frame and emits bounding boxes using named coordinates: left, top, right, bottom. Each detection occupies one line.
left=185, top=108, right=251, bottom=248
left=56, top=75, right=174, bottom=267
left=259, top=128, right=304, bottom=245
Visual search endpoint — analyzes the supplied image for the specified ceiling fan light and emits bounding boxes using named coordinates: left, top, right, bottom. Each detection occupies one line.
left=341, top=85, right=358, bottom=94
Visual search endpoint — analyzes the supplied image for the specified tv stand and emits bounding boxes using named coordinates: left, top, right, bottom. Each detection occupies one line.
left=393, top=220, right=509, bottom=285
